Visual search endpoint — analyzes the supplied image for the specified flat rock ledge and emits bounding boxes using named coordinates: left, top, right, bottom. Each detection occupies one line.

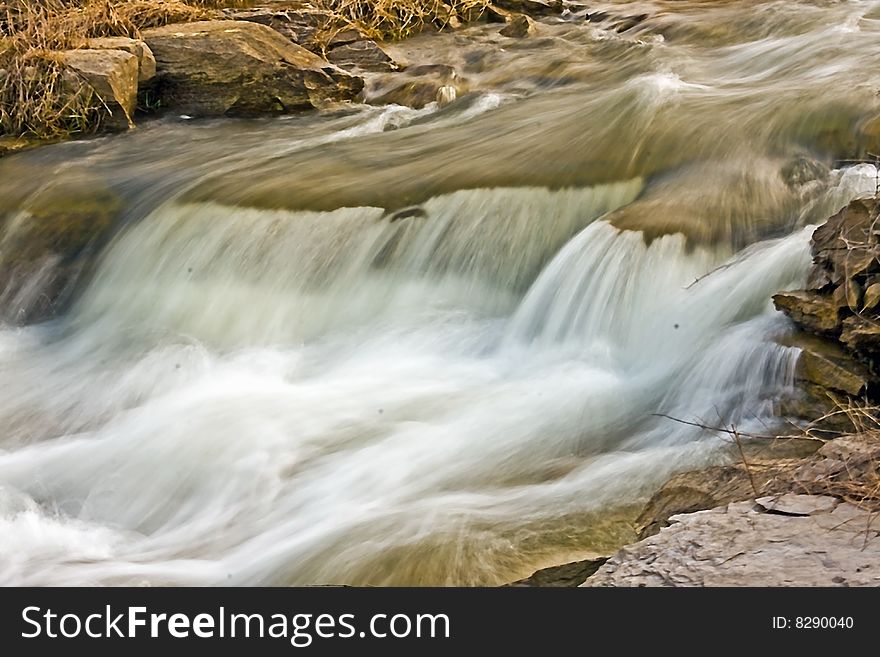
left=582, top=494, right=880, bottom=587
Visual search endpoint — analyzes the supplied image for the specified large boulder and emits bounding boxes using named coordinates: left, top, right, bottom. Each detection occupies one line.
left=58, top=49, right=139, bottom=129
left=141, top=20, right=363, bottom=116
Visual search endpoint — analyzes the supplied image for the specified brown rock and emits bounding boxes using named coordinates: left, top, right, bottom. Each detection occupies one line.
left=58, top=49, right=138, bottom=129
left=370, top=79, right=458, bottom=109
left=0, top=182, right=122, bottom=323
left=327, top=40, right=398, bottom=72
left=506, top=557, right=608, bottom=587
left=840, top=315, right=880, bottom=354
left=795, top=342, right=870, bottom=396
left=863, top=282, right=880, bottom=310
left=142, top=20, right=362, bottom=116
left=84, top=37, right=156, bottom=84
left=773, top=290, right=842, bottom=335
left=500, top=14, right=537, bottom=38
left=811, top=198, right=880, bottom=283
left=584, top=497, right=880, bottom=587
left=224, top=8, right=334, bottom=53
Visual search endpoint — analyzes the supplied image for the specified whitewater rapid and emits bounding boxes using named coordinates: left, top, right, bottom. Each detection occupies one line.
left=2, top=1, right=880, bottom=585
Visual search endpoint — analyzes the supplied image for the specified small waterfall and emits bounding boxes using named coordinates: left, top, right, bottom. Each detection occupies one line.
left=3, top=0, right=880, bottom=586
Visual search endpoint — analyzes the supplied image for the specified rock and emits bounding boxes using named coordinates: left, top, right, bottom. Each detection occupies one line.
left=370, top=79, right=458, bottom=109
left=326, top=39, right=398, bottom=72
left=506, top=557, right=608, bottom=587
left=500, top=14, right=537, bottom=38
left=794, top=343, right=869, bottom=396
left=845, top=277, right=863, bottom=309
left=84, top=37, right=156, bottom=83
left=755, top=493, right=838, bottom=515
left=634, top=459, right=803, bottom=539
left=583, top=497, right=880, bottom=586
left=863, top=282, right=880, bottom=310
left=773, top=290, right=842, bottom=335
left=58, top=49, right=139, bottom=129
left=141, top=20, right=362, bottom=116
left=840, top=315, right=880, bottom=355
left=0, top=183, right=122, bottom=323
left=811, top=198, right=880, bottom=283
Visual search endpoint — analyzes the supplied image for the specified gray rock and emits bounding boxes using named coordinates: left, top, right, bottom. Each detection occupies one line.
left=755, top=493, right=838, bottom=515
left=500, top=14, right=538, bottom=38
left=584, top=497, right=880, bottom=586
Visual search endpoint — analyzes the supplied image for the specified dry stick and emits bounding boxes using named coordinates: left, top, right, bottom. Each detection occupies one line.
left=651, top=413, right=764, bottom=497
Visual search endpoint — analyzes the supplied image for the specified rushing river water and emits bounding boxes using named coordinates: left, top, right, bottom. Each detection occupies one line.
left=1, top=1, right=880, bottom=585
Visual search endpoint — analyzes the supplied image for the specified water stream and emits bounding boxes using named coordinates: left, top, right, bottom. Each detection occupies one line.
left=1, top=1, right=880, bottom=585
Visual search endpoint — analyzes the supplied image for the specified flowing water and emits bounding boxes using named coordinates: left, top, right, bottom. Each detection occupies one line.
left=1, top=1, right=880, bottom=585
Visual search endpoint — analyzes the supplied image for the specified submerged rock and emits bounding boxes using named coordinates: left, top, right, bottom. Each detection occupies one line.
left=0, top=183, right=122, bottom=323
left=500, top=14, right=538, bottom=38
left=142, top=20, right=363, bottom=116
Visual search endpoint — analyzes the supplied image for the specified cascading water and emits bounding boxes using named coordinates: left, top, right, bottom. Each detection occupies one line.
left=2, top=1, right=880, bottom=585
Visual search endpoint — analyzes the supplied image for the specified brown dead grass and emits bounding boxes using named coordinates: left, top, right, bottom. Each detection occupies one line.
left=315, top=0, right=490, bottom=40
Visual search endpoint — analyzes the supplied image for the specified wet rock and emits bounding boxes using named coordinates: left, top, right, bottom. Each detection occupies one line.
left=583, top=497, right=880, bottom=586
left=388, top=207, right=428, bottom=222
left=506, top=557, right=608, bottom=587
left=83, top=37, right=156, bottom=84
left=142, top=20, right=363, bottom=117
left=773, top=290, right=842, bottom=335
left=327, top=39, right=398, bottom=72
left=793, top=340, right=870, bottom=396
left=371, top=79, right=456, bottom=109
left=500, top=14, right=537, bottom=38
left=59, top=49, right=139, bottom=129
left=0, top=183, right=122, bottom=323
left=755, top=493, right=838, bottom=515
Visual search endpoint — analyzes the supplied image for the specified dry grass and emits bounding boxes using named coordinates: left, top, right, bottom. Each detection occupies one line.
left=802, top=401, right=880, bottom=512
left=658, top=397, right=880, bottom=513
left=315, top=0, right=490, bottom=40
left=0, top=1, right=248, bottom=139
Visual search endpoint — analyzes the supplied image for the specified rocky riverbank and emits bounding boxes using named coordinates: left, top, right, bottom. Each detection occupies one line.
left=0, top=0, right=612, bottom=150
left=512, top=196, right=880, bottom=587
